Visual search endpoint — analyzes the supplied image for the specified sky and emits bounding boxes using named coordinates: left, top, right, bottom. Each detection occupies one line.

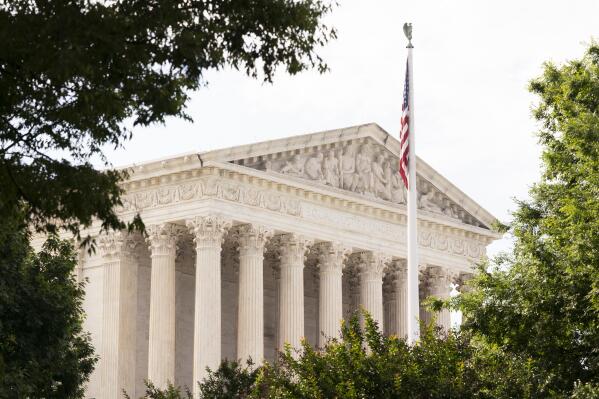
left=102, top=0, right=599, bottom=256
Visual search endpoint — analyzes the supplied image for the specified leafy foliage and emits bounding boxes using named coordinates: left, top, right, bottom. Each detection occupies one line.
left=456, top=43, right=599, bottom=396
left=252, top=313, right=534, bottom=399
left=125, top=381, right=193, bottom=399
left=128, top=313, right=535, bottom=399
left=127, top=360, right=259, bottom=399
left=0, top=0, right=336, bottom=242
left=0, top=214, right=96, bottom=398
left=570, top=382, right=599, bottom=399
left=198, top=359, right=258, bottom=399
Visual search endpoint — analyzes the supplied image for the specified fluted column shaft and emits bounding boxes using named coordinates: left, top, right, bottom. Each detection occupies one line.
left=187, top=216, right=231, bottom=397
left=316, top=242, right=349, bottom=347
left=358, top=252, right=389, bottom=329
left=99, top=233, right=138, bottom=399
left=237, top=225, right=272, bottom=363
left=278, top=234, right=312, bottom=350
left=429, top=266, right=452, bottom=331
left=146, top=224, right=181, bottom=388
left=395, top=262, right=408, bottom=339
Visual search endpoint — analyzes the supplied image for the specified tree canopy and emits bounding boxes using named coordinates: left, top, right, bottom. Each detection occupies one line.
left=456, top=43, right=599, bottom=396
left=131, top=314, right=537, bottom=399
left=0, top=0, right=336, bottom=241
left=0, top=215, right=96, bottom=398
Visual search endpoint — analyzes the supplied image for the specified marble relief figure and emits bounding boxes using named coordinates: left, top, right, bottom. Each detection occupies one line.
left=305, top=153, right=325, bottom=181
left=372, top=153, right=389, bottom=200
left=391, top=172, right=406, bottom=204
left=355, top=143, right=373, bottom=195
left=280, top=154, right=304, bottom=176
left=341, top=144, right=358, bottom=191
left=323, top=149, right=340, bottom=188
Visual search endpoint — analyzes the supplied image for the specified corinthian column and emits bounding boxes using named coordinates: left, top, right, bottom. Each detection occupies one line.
left=146, top=223, right=183, bottom=388
left=358, top=252, right=390, bottom=329
left=236, top=224, right=273, bottom=364
left=99, top=232, right=138, bottom=399
left=394, top=260, right=408, bottom=339
left=315, top=242, right=350, bottom=347
left=278, top=234, right=312, bottom=351
left=187, top=215, right=231, bottom=395
left=427, top=266, right=452, bottom=331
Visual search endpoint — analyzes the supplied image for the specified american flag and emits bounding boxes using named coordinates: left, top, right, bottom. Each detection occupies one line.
left=399, top=60, right=410, bottom=189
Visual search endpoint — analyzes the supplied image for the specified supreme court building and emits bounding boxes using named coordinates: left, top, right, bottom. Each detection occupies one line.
left=62, top=124, right=500, bottom=398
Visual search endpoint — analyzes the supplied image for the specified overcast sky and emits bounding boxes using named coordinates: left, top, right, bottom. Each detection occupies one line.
left=103, top=0, right=599, bottom=256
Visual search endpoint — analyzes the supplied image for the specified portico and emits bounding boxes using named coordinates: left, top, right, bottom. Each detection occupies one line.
left=69, top=124, right=500, bottom=398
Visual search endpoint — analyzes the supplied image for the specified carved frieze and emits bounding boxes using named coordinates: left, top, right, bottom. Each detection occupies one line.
left=417, top=229, right=486, bottom=259
left=119, top=178, right=302, bottom=218
left=235, top=138, right=485, bottom=228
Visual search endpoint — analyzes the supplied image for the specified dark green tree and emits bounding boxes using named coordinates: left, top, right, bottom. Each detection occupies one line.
left=0, top=0, right=336, bottom=242
left=0, top=215, right=96, bottom=398
left=125, top=381, right=193, bottom=399
left=198, top=359, right=258, bottom=399
left=252, top=313, right=533, bottom=399
left=456, top=43, right=599, bottom=396
left=127, top=360, right=257, bottom=399
left=126, top=313, right=535, bottom=398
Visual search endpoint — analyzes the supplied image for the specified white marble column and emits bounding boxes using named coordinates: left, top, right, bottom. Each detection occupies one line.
left=394, top=260, right=408, bottom=339
left=383, top=272, right=396, bottom=337
left=358, top=252, right=390, bottom=329
left=145, top=224, right=182, bottom=388
left=278, top=234, right=312, bottom=351
left=419, top=265, right=432, bottom=326
left=187, top=216, right=231, bottom=395
left=315, top=242, right=350, bottom=347
left=236, top=224, right=273, bottom=364
left=272, top=263, right=281, bottom=356
left=99, top=232, right=138, bottom=399
left=428, top=266, right=452, bottom=331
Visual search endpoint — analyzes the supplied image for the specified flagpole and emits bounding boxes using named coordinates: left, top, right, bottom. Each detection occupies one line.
left=404, top=23, right=420, bottom=344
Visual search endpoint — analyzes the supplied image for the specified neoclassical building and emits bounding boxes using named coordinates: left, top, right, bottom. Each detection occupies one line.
left=56, top=124, right=500, bottom=398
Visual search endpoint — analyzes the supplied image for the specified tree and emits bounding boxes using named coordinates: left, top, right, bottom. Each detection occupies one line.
left=0, top=215, right=96, bottom=398
left=125, top=382, right=193, bottom=399
left=0, top=0, right=336, bottom=242
left=126, top=360, right=257, bottom=399
left=252, top=314, right=533, bottom=399
left=198, top=359, right=258, bottom=399
left=129, top=313, right=534, bottom=399
left=456, top=43, right=599, bottom=396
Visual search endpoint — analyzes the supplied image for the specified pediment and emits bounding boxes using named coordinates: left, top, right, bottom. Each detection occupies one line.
left=216, top=124, right=495, bottom=230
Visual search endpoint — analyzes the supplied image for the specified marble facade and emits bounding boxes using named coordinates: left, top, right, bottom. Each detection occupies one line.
left=55, top=124, right=500, bottom=398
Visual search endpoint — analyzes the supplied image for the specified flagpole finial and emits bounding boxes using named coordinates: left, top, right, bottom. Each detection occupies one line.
left=403, top=23, right=413, bottom=48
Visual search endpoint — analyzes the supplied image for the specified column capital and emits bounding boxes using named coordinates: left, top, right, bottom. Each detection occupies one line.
left=423, top=265, right=453, bottom=296
left=146, top=223, right=186, bottom=257
left=278, top=233, right=312, bottom=268
left=235, top=224, right=274, bottom=254
left=455, top=271, right=474, bottom=290
left=186, top=215, right=231, bottom=248
left=314, top=241, right=351, bottom=274
left=385, top=259, right=407, bottom=282
left=98, top=231, right=138, bottom=261
left=356, top=251, right=391, bottom=280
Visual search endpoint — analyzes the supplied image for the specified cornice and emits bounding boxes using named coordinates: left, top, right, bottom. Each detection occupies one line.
left=119, top=160, right=501, bottom=246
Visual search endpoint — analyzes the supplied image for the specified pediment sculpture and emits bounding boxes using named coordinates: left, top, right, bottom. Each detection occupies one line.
left=233, top=139, right=485, bottom=229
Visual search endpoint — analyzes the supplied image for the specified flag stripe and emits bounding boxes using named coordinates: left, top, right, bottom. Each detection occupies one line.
left=399, top=59, right=410, bottom=189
